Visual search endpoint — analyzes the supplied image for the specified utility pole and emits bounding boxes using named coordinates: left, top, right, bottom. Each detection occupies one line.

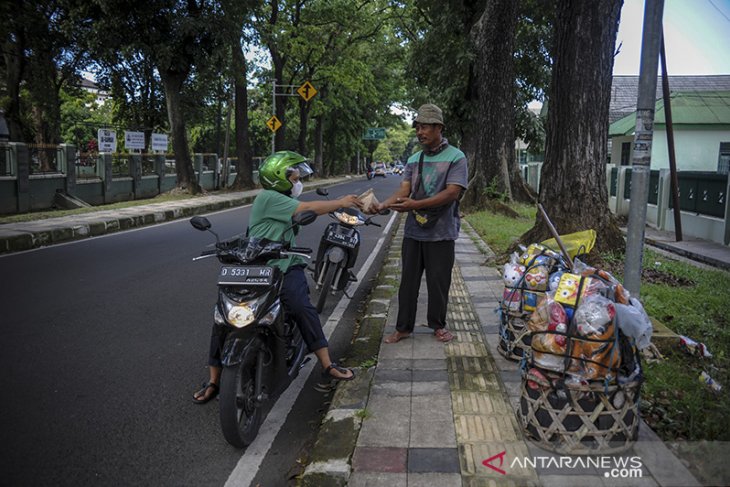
left=624, top=0, right=665, bottom=297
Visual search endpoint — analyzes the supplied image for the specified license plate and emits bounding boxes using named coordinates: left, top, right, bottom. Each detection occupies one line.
left=218, top=266, right=274, bottom=286
left=326, top=232, right=357, bottom=248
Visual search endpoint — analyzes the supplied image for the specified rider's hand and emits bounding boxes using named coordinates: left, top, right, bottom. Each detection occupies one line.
left=338, top=195, right=364, bottom=209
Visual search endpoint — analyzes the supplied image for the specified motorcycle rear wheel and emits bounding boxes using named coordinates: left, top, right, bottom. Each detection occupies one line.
left=316, top=263, right=337, bottom=314
left=219, top=354, right=262, bottom=448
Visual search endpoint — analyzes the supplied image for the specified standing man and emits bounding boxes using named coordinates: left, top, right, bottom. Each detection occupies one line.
left=378, top=104, right=468, bottom=344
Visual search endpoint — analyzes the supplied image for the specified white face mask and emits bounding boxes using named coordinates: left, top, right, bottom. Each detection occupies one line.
left=291, top=180, right=303, bottom=198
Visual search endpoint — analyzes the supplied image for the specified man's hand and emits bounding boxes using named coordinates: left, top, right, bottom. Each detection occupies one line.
left=338, top=194, right=364, bottom=209
left=389, top=197, right=419, bottom=212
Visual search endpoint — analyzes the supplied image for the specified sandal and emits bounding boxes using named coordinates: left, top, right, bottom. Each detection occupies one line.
left=192, top=381, right=219, bottom=404
left=322, top=363, right=355, bottom=381
left=434, top=328, right=454, bottom=343
left=384, top=331, right=411, bottom=344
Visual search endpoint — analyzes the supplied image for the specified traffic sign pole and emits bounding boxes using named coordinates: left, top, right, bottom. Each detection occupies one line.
left=270, top=81, right=318, bottom=154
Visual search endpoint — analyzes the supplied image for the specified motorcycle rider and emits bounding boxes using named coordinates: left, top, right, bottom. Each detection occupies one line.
left=193, top=151, right=360, bottom=404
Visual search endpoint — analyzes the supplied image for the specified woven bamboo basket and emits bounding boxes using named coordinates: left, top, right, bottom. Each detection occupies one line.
left=497, top=312, right=532, bottom=361
left=518, top=370, right=641, bottom=455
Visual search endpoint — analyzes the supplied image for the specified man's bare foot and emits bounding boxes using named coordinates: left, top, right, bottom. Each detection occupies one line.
left=384, top=331, right=411, bottom=344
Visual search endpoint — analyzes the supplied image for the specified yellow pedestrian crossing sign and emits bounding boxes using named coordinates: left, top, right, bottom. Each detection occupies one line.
left=266, top=115, right=282, bottom=133
left=297, top=81, right=317, bottom=102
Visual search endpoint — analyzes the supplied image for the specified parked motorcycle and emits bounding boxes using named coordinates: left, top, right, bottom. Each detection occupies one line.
left=312, top=188, right=389, bottom=313
left=190, top=211, right=316, bottom=448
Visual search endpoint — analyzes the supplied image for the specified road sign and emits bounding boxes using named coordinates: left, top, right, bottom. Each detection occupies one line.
left=151, top=133, right=168, bottom=152
left=362, top=128, right=386, bottom=140
left=266, top=115, right=282, bottom=133
left=97, top=129, right=117, bottom=152
left=297, top=81, right=317, bottom=102
left=124, top=131, right=145, bottom=150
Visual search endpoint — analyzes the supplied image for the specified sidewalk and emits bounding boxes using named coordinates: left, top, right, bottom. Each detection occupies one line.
left=302, top=217, right=710, bottom=487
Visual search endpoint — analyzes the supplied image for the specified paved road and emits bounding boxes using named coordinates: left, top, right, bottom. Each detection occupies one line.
left=0, top=176, right=402, bottom=486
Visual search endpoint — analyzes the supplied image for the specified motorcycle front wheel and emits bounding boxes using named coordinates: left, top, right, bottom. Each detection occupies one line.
left=316, top=262, right=337, bottom=314
left=219, top=353, right=262, bottom=448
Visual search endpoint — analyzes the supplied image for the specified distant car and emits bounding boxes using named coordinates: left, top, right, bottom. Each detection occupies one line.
left=373, top=163, right=387, bottom=177
left=393, top=164, right=404, bottom=175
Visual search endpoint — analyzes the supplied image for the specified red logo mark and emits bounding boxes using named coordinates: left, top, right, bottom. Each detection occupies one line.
left=482, top=450, right=507, bottom=475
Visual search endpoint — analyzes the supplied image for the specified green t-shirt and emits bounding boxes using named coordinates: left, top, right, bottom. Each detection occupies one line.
left=248, top=189, right=304, bottom=273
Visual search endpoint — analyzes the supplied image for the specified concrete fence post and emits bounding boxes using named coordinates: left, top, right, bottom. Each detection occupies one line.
left=130, top=153, right=142, bottom=198
left=155, top=154, right=165, bottom=194
left=194, top=153, right=203, bottom=184
left=101, top=153, right=113, bottom=203
left=61, top=144, right=77, bottom=195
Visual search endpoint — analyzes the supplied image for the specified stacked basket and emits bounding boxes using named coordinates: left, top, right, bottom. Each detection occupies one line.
left=498, top=244, right=570, bottom=360
left=518, top=259, right=653, bottom=454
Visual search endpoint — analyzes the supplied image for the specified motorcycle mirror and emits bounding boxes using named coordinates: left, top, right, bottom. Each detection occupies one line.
left=190, top=216, right=212, bottom=231
left=316, top=188, right=329, bottom=197
left=292, top=210, right=317, bottom=226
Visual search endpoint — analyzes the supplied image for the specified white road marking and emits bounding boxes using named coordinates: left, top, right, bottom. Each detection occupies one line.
left=225, top=211, right=398, bottom=487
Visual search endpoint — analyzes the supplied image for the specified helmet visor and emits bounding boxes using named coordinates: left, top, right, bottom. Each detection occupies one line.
left=287, top=162, right=314, bottom=179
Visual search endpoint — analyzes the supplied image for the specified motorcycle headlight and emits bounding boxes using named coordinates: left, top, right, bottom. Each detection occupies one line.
left=334, top=211, right=360, bottom=226
left=220, top=292, right=271, bottom=329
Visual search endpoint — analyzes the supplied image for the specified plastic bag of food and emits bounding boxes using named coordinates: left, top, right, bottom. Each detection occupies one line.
left=574, top=295, right=616, bottom=337
left=614, top=298, right=653, bottom=350
left=357, top=188, right=381, bottom=214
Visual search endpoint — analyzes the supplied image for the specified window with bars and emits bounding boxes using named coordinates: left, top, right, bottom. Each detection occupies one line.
left=718, top=142, right=730, bottom=174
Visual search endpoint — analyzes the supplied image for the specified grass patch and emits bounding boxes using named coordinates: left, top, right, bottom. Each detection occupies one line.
left=465, top=203, right=535, bottom=258
left=465, top=206, right=730, bottom=443
left=0, top=191, right=200, bottom=224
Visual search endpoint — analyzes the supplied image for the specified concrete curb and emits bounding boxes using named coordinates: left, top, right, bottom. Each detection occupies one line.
left=0, top=178, right=351, bottom=254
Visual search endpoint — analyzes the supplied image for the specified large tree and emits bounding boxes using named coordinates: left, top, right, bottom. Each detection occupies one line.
left=520, top=0, right=624, bottom=253
left=462, top=0, right=519, bottom=210
left=91, top=0, right=233, bottom=194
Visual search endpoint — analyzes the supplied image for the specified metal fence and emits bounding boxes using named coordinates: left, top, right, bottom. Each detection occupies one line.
left=76, top=152, right=98, bottom=179
left=0, top=144, right=10, bottom=176
left=28, top=144, right=61, bottom=174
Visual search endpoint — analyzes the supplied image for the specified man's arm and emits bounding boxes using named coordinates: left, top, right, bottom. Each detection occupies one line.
left=377, top=181, right=411, bottom=211
left=295, top=195, right=362, bottom=216
left=388, top=184, right=462, bottom=212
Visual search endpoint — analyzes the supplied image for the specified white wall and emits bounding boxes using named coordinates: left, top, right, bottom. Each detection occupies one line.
left=611, top=128, right=730, bottom=171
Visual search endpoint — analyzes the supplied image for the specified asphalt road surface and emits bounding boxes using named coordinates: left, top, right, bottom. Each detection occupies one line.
left=0, top=175, right=402, bottom=486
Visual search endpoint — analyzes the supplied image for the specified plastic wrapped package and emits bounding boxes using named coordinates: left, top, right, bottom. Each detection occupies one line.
left=553, top=272, right=606, bottom=308
left=502, top=262, right=526, bottom=288
left=502, top=287, right=522, bottom=312
left=614, top=298, right=653, bottom=350
left=533, top=351, right=566, bottom=373
left=568, top=340, right=620, bottom=380
left=525, top=265, right=550, bottom=292
left=574, top=295, right=616, bottom=337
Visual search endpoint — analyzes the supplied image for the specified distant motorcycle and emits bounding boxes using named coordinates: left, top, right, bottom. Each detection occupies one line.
left=312, top=188, right=389, bottom=313
left=190, top=211, right=316, bottom=448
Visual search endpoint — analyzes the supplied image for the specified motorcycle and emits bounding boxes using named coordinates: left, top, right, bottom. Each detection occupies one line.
left=366, top=166, right=374, bottom=180
left=312, top=188, right=389, bottom=313
left=190, top=211, right=316, bottom=448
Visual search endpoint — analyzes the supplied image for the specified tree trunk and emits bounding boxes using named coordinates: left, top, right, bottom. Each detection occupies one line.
left=462, top=0, right=518, bottom=210
left=520, top=0, right=624, bottom=254
left=272, top=52, right=287, bottom=151
left=161, top=71, right=201, bottom=194
left=2, top=36, right=28, bottom=142
left=231, top=43, right=255, bottom=189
